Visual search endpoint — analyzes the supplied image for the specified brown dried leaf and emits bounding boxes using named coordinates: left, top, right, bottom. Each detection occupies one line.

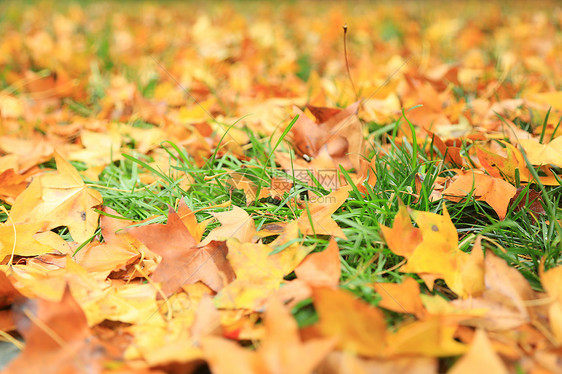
left=128, top=207, right=235, bottom=296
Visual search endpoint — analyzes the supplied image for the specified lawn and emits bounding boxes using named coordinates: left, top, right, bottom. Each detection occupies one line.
left=0, top=1, right=561, bottom=373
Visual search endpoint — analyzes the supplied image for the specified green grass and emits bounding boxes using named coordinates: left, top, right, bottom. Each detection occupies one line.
left=83, top=108, right=561, bottom=325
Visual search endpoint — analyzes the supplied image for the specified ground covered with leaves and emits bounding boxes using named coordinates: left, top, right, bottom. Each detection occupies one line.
left=0, top=1, right=561, bottom=373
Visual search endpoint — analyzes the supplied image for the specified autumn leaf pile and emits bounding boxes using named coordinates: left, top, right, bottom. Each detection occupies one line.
left=0, top=1, right=561, bottom=373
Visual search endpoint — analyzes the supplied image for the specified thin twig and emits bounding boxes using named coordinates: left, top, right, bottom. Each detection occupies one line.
left=343, top=24, right=359, bottom=102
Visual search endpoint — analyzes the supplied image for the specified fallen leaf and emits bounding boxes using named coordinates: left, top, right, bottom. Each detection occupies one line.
left=191, top=294, right=222, bottom=344
left=68, top=128, right=123, bottom=167
left=290, top=102, right=364, bottom=170
left=128, top=207, right=235, bottom=296
left=201, top=205, right=257, bottom=245
left=215, top=227, right=312, bottom=310
left=318, top=101, right=364, bottom=170
left=297, top=185, right=350, bottom=239
left=0, top=270, right=23, bottom=308
left=202, top=297, right=335, bottom=374
left=3, top=263, right=67, bottom=301
left=0, top=168, right=31, bottom=203
left=355, top=155, right=378, bottom=194
left=386, top=316, right=467, bottom=357
left=295, top=237, right=340, bottom=287
left=87, top=282, right=163, bottom=326
left=224, top=172, right=270, bottom=205
left=214, top=240, right=285, bottom=310
left=443, top=169, right=516, bottom=220
left=291, top=106, right=329, bottom=158
left=540, top=265, right=562, bottom=344
left=1, top=4, right=561, bottom=372
left=509, top=187, right=546, bottom=216
left=311, top=287, right=387, bottom=357
left=380, top=204, right=422, bottom=258
left=74, top=207, right=149, bottom=277
left=397, top=205, right=480, bottom=297
left=177, top=198, right=209, bottom=242
left=277, top=237, right=341, bottom=307
left=4, top=286, right=109, bottom=374
left=476, top=142, right=560, bottom=185
left=0, top=222, right=55, bottom=262
left=430, top=132, right=464, bottom=166
left=373, top=277, right=426, bottom=318
left=524, top=91, right=562, bottom=111
left=122, top=294, right=202, bottom=368
left=519, top=136, right=562, bottom=168
left=458, top=238, right=486, bottom=297
left=317, top=351, right=437, bottom=374
left=448, top=329, right=508, bottom=374
left=9, top=152, right=103, bottom=242
left=269, top=221, right=314, bottom=274
left=306, top=104, right=342, bottom=123
left=0, top=135, right=54, bottom=172
left=452, top=251, right=537, bottom=330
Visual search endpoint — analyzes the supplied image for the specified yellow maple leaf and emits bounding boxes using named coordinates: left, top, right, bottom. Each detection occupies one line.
left=297, top=185, right=350, bottom=239
left=201, top=205, right=257, bottom=245
left=518, top=136, right=562, bottom=168
left=215, top=223, right=312, bottom=310
left=385, top=316, right=467, bottom=357
left=10, top=152, right=102, bottom=242
left=382, top=205, right=485, bottom=297
left=68, top=128, right=122, bottom=167
left=0, top=222, right=55, bottom=262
